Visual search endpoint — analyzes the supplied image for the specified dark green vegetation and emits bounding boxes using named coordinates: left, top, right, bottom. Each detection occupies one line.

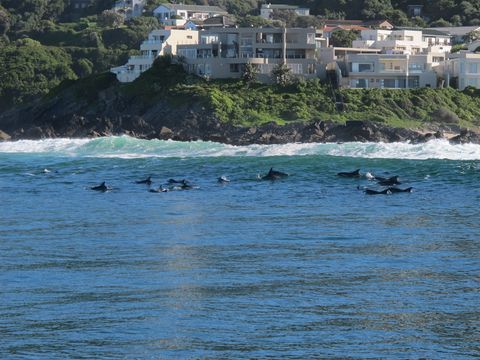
left=0, top=0, right=159, bottom=111
left=67, top=57, right=480, bottom=130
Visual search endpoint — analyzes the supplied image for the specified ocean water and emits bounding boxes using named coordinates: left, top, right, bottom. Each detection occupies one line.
left=0, top=137, right=479, bottom=359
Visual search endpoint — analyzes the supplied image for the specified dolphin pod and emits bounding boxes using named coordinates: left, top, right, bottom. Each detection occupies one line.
left=88, top=168, right=415, bottom=197
left=344, top=169, right=414, bottom=195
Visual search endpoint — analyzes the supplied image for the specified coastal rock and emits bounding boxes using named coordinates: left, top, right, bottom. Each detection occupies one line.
left=159, top=126, right=173, bottom=140
left=449, top=129, right=480, bottom=144
left=0, top=129, right=11, bottom=141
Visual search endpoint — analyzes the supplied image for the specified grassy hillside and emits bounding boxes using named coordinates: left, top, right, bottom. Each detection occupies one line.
left=82, top=57, right=480, bottom=130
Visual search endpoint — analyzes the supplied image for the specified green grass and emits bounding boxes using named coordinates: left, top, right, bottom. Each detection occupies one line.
left=63, top=58, right=480, bottom=130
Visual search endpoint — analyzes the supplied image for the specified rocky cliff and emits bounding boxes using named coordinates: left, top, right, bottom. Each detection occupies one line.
left=0, top=73, right=479, bottom=145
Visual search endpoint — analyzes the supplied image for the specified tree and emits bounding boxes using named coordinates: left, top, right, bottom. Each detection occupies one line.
left=430, top=18, right=452, bottom=27
left=465, top=29, right=480, bottom=43
left=242, top=62, right=258, bottom=84
left=271, top=9, right=298, bottom=27
left=362, top=0, right=394, bottom=20
left=73, top=58, right=94, bottom=78
left=271, top=62, right=292, bottom=87
left=238, top=15, right=271, bottom=27
left=0, top=38, right=77, bottom=109
left=97, top=10, right=124, bottom=28
left=330, top=29, right=358, bottom=47
left=0, top=6, right=10, bottom=36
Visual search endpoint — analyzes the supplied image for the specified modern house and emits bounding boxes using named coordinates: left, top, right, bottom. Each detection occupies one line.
left=429, top=26, right=480, bottom=44
left=176, top=27, right=318, bottom=81
left=343, top=53, right=438, bottom=89
left=111, top=29, right=199, bottom=82
left=113, top=0, right=145, bottom=19
left=153, top=4, right=228, bottom=26
left=336, top=29, right=449, bottom=89
left=443, top=42, right=480, bottom=89
left=260, top=4, right=310, bottom=19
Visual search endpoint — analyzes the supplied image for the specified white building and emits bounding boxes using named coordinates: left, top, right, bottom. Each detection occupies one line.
left=337, top=29, right=449, bottom=89
left=352, top=29, right=429, bottom=55
left=111, top=29, right=199, bottom=82
left=153, top=4, right=228, bottom=26
left=444, top=45, right=480, bottom=89
left=344, top=53, right=438, bottom=89
left=113, top=0, right=145, bottom=19
left=429, top=26, right=480, bottom=44
left=260, top=3, right=310, bottom=19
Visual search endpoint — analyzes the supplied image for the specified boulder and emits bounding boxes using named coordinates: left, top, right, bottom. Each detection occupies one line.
left=0, top=130, right=11, bottom=141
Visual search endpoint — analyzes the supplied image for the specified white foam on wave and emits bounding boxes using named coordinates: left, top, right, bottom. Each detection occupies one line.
left=1, top=136, right=480, bottom=161
left=0, top=138, right=91, bottom=154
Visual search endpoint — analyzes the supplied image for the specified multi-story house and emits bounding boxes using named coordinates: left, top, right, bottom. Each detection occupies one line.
left=260, top=4, right=310, bottom=19
left=176, top=27, right=318, bottom=81
left=153, top=4, right=228, bottom=26
left=429, top=26, right=480, bottom=44
left=344, top=53, right=438, bottom=89
left=341, top=29, right=448, bottom=89
left=111, top=29, right=199, bottom=82
left=443, top=42, right=480, bottom=89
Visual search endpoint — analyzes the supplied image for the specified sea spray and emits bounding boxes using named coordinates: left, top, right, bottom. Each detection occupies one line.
left=1, top=136, right=480, bottom=160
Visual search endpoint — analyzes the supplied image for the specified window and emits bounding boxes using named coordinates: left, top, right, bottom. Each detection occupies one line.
left=358, top=63, right=372, bottom=72
left=230, top=64, right=240, bottom=73
left=468, top=63, right=478, bottom=74
left=187, top=35, right=193, bottom=39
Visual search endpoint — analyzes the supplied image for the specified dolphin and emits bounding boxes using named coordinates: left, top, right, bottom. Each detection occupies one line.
left=180, top=180, right=194, bottom=190
left=365, top=188, right=392, bottom=195
left=377, top=176, right=401, bottom=186
left=136, top=176, right=152, bottom=185
left=337, top=169, right=361, bottom=178
left=262, top=168, right=289, bottom=181
left=387, top=187, right=413, bottom=193
left=91, top=182, right=109, bottom=192
left=218, top=175, right=230, bottom=183
left=168, top=178, right=187, bottom=184
left=149, top=185, right=168, bottom=193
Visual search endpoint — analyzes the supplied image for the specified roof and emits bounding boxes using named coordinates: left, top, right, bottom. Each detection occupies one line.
left=396, top=27, right=451, bottom=37
left=261, top=4, right=301, bottom=10
left=323, top=25, right=368, bottom=32
left=203, top=15, right=236, bottom=27
left=363, top=19, right=393, bottom=26
left=155, top=4, right=228, bottom=14
left=323, top=19, right=364, bottom=26
left=429, top=26, right=480, bottom=36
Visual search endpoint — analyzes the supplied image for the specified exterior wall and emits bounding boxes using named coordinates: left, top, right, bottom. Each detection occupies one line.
left=177, top=28, right=317, bottom=81
left=352, top=29, right=428, bottom=54
left=344, top=53, right=437, bottom=89
left=111, top=29, right=199, bottom=82
left=154, top=5, right=227, bottom=24
left=260, top=5, right=310, bottom=19
left=447, top=52, right=480, bottom=89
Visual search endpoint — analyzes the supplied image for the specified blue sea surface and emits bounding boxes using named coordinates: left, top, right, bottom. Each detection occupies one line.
left=0, top=137, right=479, bottom=359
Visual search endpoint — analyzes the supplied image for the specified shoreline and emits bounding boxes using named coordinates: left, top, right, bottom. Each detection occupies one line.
left=1, top=119, right=479, bottom=146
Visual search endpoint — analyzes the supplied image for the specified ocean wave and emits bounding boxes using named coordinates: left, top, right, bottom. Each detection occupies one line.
left=1, top=136, right=480, bottom=160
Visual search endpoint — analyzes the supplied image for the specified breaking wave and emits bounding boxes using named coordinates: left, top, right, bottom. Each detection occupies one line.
left=1, top=136, right=480, bottom=160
